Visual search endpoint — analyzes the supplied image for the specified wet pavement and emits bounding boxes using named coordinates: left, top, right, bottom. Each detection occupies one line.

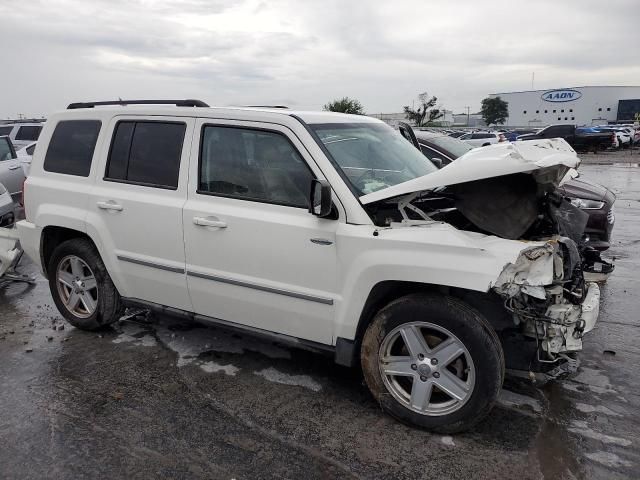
left=1, top=164, right=639, bottom=479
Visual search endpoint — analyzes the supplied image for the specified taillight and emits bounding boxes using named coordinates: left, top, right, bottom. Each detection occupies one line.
left=20, top=178, right=26, bottom=214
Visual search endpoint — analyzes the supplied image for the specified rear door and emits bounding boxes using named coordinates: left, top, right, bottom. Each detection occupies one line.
left=86, top=116, right=194, bottom=310
left=183, top=119, right=339, bottom=344
left=0, top=136, right=24, bottom=199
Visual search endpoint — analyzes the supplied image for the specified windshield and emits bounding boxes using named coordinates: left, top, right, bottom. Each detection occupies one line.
left=424, top=134, right=472, bottom=159
left=311, top=122, right=437, bottom=196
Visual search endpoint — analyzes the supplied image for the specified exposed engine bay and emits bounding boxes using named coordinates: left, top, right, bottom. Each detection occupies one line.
left=364, top=165, right=610, bottom=378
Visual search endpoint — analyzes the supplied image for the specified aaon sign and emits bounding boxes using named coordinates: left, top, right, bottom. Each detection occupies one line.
left=541, top=89, right=582, bottom=103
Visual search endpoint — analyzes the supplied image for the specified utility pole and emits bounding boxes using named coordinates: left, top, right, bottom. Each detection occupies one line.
left=465, top=106, right=470, bottom=126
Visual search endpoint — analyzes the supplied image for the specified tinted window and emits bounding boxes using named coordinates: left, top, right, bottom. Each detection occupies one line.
left=44, top=120, right=101, bottom=176
left=0, top=138, right=14, bottom=161
left=199, top=126, right=313, bottom=208
left=0, top=126, right=13, bottom=136
left=26, top=144, right=36, bottom=155
left=106, top=121, right=185, bottom=189
left=15, top=125, right=42, bottom=141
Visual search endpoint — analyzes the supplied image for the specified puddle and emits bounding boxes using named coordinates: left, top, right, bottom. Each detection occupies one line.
left=254, top=367, right=322, bottom=392
left=154, top=319, right=291, bottom=367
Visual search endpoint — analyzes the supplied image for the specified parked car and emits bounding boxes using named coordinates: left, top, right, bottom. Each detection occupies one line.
left=458, top=131, right=506, bottom=147
left=447, top=131, right=467, bottom=138
left=409, top=128, right=615, bottom=251
left=412, top=130, right=472, bottom=166
left=16, top=141, right=37, bottom=176
left=517, top=124, right=615, bottom=152
left=503, top=129, right=538, bottom=142
left=594, top=127, right=632, bottom=148
left=0, top=123, right=43, bottom=149
left=0, top=135, right=26, bottom=202
left=12, top=99, right=602, bottom=433
left=0, top=182, right=15, bottom=227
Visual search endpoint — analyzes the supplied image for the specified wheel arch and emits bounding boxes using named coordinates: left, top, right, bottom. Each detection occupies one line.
left=335, top=280, right=510, bottom=367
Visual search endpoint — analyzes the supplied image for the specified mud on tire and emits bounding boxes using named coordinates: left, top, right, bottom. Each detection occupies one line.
left=360, top=292, right=504, bottom=433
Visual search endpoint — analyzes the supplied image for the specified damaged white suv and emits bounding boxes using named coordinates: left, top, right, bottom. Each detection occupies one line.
left=14, top=100, right=600, bottom=433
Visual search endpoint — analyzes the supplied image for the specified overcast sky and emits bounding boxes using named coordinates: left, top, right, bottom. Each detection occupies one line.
left=1, top=0, right=638, bottom=118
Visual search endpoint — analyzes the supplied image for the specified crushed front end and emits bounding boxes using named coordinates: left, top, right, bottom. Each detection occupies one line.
left=493, top=237, right=600, bottom=367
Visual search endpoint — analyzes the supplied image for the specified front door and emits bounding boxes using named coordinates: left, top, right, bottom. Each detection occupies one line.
left=86, top=116, right=194, bottom=311
left=183, top=120, right=339, bottom=344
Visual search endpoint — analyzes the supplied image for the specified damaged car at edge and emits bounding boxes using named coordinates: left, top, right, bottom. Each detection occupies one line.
left=1, top=107, right=602, bottom=433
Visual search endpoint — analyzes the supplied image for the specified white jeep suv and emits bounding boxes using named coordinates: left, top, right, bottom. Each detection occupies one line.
left=16, top=100, right=600, bottom=433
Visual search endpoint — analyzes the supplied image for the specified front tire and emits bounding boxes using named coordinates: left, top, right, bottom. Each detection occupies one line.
left=360, top=293, right=504, bottom=433
left=48, top=238, right=123, bottom=330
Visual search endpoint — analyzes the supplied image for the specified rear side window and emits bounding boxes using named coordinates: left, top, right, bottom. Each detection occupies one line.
left=44, top=120, right=101, bottom=176
left=15, top=125, right=42, bottom=141
left=0, top=126, right=13, bottom=136
left=105, top=121, right=186, bottom=189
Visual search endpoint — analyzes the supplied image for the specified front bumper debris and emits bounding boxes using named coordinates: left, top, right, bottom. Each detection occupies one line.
left=523, top=282, right=600, bottom=355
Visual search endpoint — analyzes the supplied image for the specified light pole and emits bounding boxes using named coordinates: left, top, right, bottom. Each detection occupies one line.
left=465, top=106, right=470, bottom=127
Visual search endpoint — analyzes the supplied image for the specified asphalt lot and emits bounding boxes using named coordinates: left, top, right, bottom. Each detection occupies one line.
left=1, top=162, right=639, bottom=479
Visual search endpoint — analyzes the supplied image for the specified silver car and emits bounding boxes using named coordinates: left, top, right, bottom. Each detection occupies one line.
left=0, top=136, right=25, bottom=202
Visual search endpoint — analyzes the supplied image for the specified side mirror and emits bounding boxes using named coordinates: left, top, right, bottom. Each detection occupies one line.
left=431, top=157, right=443, bottom=169
left=309, top=179, right=333, bottom=218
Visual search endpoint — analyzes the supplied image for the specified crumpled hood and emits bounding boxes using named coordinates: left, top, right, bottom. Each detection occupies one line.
left=360, top=138, right=580, bottom=205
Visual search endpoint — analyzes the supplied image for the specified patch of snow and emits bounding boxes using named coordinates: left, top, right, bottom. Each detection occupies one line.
left=200, top=361, right=239, bottom=376
left=254, top=367, right=322, bottom=392
left=574, top=403, right=622, bottom=417
left=569, top=420, right=632, bottom=447
left=585, top=451, right=632, bottom=468
left=441, top=436, right=455, bottom=447
left=497, top=389, right=543, bottom=414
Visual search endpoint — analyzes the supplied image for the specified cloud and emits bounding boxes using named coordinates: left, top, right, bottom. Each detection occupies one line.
left=0, top=0, right=638, bottom=118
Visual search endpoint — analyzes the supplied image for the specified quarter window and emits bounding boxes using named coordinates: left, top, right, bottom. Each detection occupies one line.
left=44, top=120, right=101, bottom=176
left=198, top=126, right=313, bottom=208
left=15, top=125, right=42, bottom=141
left=106, top=121, right=186, bottom=189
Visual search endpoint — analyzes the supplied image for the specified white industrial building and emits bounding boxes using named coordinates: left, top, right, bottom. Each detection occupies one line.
left=488, top=86, right=640, bottom=127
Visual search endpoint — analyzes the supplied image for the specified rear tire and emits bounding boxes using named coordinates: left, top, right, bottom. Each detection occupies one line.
left=48, top=238, right=123, bottom=330
left=360, top=293, right=504, bottom=433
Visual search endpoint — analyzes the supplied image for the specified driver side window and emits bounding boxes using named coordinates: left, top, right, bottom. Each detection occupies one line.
left=198, top=126, right=314, bottom=208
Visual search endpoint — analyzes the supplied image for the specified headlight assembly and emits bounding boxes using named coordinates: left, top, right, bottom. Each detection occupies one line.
left=569, top=197, right=605, bottom=210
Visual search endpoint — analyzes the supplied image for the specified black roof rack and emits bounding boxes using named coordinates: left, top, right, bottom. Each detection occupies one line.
left=243, top=105, right=289, bottom=109
left=67, top=99, right=209, bottom=109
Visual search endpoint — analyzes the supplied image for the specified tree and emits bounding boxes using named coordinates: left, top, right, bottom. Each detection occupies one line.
left=481, top=96, right=509, bottom=126
left=323, top=97, right=365, bottom=115
left=403, top=92, right=443, bottom=126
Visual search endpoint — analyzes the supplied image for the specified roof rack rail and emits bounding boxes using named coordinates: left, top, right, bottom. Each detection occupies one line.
left=243, top=105, right=289, bottom=109
left=67, top=99, right=209, bottom=109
